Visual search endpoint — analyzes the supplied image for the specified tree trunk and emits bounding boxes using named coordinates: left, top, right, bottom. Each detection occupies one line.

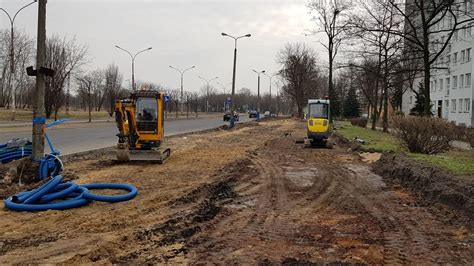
left=382, top=52, right=389, bottom=133
left=88, top=89, right=92, bottom=123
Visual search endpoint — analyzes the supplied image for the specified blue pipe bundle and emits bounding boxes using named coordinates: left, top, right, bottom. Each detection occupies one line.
left=2, top=118, right=138, bottom=212
left=4, top=175, right=138, bottom=212
left=0, top=140, right=32, bottom=164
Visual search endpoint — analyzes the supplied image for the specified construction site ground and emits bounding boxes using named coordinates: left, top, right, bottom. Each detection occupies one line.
left=0, top=119, right=473, bottom=264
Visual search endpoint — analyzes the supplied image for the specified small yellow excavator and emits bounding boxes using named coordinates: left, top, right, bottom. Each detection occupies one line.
left=305, top=99, right=331, bottom=147
left=114, top=90, right=170, bottom=163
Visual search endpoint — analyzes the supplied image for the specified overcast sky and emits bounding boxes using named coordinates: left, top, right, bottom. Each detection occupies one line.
left=1, top=0, right=325, bottom=94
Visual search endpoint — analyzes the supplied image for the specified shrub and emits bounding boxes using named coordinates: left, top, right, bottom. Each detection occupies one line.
left=453, top=125, right=474, bottom=148
left=350, top=118, right=368, bottom=128
left=391, top=116, right=457, bottom=154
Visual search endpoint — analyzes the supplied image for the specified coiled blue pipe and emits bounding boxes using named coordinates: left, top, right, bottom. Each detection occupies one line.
left=0, top=144, right=32, bottom=164
left=4, top=175, right=138, bottom=212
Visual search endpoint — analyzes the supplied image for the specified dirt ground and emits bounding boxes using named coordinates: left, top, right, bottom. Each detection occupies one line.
left=0, top=119, right=472, bottom=264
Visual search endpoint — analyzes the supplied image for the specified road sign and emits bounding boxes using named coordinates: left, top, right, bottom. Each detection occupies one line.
left=164, top=96, right=170, bottom=103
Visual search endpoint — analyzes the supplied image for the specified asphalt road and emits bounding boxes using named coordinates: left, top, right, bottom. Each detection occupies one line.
left=0, top=115, right=253, bottom=155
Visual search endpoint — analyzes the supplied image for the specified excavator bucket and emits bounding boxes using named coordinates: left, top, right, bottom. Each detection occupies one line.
left=115, top=144, right=171, bottom=164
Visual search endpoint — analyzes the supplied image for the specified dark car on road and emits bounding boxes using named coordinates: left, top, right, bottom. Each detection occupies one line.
left=223, top=111, right=239, bottom=121
left=248, top=110, right=258, bottom=118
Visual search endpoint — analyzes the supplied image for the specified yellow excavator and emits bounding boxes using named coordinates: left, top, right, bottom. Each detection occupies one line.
left=114, top=90, right=170, bottom=163
left=305, top=99, right=331, bottom=147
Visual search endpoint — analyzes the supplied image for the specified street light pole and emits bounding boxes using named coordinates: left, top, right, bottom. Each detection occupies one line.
left=0, top=0, right=37, bottom=121
left=252, top=70, right=265, bottom=113
left=264, top=73, right=277, bottom=113
left=115, top=45, right=152, bottom=91
left=221, top=32, right=251, bottom=111
left=198, top=76, right=218, bottom=113
left=169, top=65, right=195, bottom=115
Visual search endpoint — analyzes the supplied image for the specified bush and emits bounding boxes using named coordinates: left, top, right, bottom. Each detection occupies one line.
left=350, top=118, right=368, bottom=128
left=391, top=116, right=457, bottom=154
left=453, top=125, right=474, bottom=148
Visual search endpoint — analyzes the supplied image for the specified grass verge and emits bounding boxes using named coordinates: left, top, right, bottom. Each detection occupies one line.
left=336, top=121, right=474, bottom=175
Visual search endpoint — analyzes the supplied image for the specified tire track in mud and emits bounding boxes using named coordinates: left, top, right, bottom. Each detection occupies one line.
left=341, top=164, right=464, bottom=265
left=188, top=132, right=472, bottom=264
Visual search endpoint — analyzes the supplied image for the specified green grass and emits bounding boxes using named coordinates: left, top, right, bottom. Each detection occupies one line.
left=336, top=121, right=474, bottom=175
left=336, top=121, right=402, bottom=152
left=409, top=151, right=474, bottom=175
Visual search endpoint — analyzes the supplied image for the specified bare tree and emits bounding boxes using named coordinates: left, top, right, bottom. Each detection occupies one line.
left=44, top=35, right=88, bottom=119
left=308, top=0, right=350, bottom=119
left=349, top=0, right=404, bottom=131
left=104, top=63, right=123, bottom=116
left=168, top=89, right=180, bottom=118
left=278, top=43, right=323, bottom=117
left=0, top=29, right=35, bottom=108
left=76, top=70, right=103, bottom=122
left=386, top=0, right=474, bottom=115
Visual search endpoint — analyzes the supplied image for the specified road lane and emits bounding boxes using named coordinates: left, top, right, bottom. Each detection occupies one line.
left=0, top=115, right=253, bottom=155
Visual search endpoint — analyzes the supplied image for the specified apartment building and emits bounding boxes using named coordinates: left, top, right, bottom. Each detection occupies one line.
left=402, top=0, right=473, bottom=127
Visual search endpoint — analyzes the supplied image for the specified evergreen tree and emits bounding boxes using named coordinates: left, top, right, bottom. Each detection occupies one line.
left=343, top=86, right=360, bottom=117
left=410, top=82, right=433, bottom=116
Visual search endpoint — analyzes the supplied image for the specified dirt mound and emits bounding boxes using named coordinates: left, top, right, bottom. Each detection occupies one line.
left=373, top=153, right=474, bottom=225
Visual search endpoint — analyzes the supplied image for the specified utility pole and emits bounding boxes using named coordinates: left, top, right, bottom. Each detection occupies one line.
left=0, top=0, right=37, bottom=121
left=32, top=0, right=46, bottom=161
left=169, top=65, right=195, bottom=115
left=252, top=70, right=265, bottom=113
left=221, top=32, right=251, bottom=111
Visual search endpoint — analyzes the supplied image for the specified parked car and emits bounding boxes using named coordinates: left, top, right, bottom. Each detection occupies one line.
left=248, top=110, right=258, bottom=118
left=264, top=111, right=271, bottom=117
left=223, top=111, right=239, bottom=121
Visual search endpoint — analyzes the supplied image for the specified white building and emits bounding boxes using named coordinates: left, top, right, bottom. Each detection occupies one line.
left=402, top=1, right=473, bottom=127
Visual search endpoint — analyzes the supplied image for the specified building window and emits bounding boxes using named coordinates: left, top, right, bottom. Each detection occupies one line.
left=452, top=99, right=457, bottom=112
left=465, top=98, right=471, bottom=112
left=454, top=52, right=458, bottom=63
left=446, top=77, right=450, bottom=89
left=454, top=30, right=458, bottom=41
left=459, top=99, right=463, bottom=113
left=467, top=48, right=471, bottom=62
left=409, top=96, right=413, bottom=104
left=460, top=74, right=465, bottom=87
left=447, top=54, right=451, bottom=64
left=466, top=73, right=471, bottom=87
left=440, top=79, right=444, bottom=90
left=453, top=75, right=457, bottom=89
left=461, top=50, right=466, bottom=62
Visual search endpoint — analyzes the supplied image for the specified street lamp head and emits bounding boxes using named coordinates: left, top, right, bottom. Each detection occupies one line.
left=191, top=65, right=196, bottom=68
left=221, top=32, right=228, bottom=36
left=245, top=34, right=251, bottom=37
left=147, top=47, right=152, bottom=50
left=262, top=70, right=266, bottom=73
left=115, top=45, right=121, bottom=49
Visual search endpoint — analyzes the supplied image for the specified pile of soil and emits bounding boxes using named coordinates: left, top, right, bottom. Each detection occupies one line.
left=373, top=153, right=474, bottom=226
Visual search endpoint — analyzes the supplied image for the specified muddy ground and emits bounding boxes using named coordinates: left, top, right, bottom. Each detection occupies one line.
left=0, top=119, right=472, bottom=264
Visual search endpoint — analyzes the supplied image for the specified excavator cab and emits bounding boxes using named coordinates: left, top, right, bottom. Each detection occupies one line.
left=114, top=90, right=170, bottom=163
left=306, top=99, right=331, bottom=147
